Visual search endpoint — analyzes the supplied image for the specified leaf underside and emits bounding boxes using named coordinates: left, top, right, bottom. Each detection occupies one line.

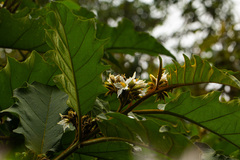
left=45, top=2, right=109, bottom=116
left=167, top=55, right=240, bottom=89
left=4, top=82, right=68, bottom=154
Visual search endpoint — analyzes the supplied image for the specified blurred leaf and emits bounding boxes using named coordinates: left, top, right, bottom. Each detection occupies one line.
left=199, top=35, right=219, bottom=52
left=0, top=51, right=59, bottom=110
left=3, top=82, right=68, bottom=154
left=201, top=132, right=238, bottom=155
left=98, top=113, right=194, bottom=158
left=195, top=142, right=237, bottom=160
left=58, top=0, right=95, bottom=19
left=132, top=147, right=173, bottom=160
left=97, top=19, right=175, bottom=59
left=167, top=55, right=240, bottom=89
left=45, top=2, right=109, bottom=116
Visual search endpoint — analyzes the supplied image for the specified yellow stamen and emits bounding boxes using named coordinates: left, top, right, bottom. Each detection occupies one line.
left=120, top=82, right=126, bottom=87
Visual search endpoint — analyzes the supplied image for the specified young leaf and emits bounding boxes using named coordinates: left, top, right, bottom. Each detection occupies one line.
left=3, top=82, right=68, bottom=154
left=98, top=113, right=194, bottom=158
left=45, top=2, right=109, bottom=116
left=134, top=91, right=240, bottom=148
left=167, top=55, right=240, bottom=89
left=0, top=51, right=59, bottom=110
left=97, top=19, right=175, bottom=59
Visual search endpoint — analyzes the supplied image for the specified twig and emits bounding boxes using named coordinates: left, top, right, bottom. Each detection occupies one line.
left=156, top=56, right=163, bottom=90
left=121, top=84, right=179, bottom=115
left=80, top=137, right=165, bottom=154
left=53, top=140, right=79, bottom=160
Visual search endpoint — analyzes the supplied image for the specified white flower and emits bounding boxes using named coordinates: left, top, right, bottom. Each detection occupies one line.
left=114, top=80, right=130, bottom=97
left=113, top=72, right=137, bottom=97
left=160, top=72, right=168, bottom=82
left=134, top=79, right=147, bottom=88
left=58, top=119, right=70, bottom=132
left=139, top=88, right=147, bottom=97
left=57, top=113, right=70, bottom=132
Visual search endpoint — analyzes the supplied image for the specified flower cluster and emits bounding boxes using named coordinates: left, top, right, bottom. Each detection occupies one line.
left=148, top=71, right=168, bottom=91
left=105, top=70, right=170, bottom=103
left=105, top=72, right=148, bottom=101
left=148, top=71, right=169, bottom=101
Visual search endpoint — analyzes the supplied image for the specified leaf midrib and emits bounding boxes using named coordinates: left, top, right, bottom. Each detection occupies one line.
left=40, top=89, right=52, bottom=153
left=54, top=8, right=82, bottom=138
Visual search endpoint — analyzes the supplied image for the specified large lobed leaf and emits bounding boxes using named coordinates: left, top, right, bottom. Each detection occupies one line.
left=98, top=113, right=194, bottom=159
left=166, top=55, right=240, bottom=89
left=97, top=19, right=175, bottom=59
left=0, top=51, right=59, bottom=110
left=134, top=91, right=240, bottom=149
left=45, top=2, right=109, bottom=116
left=3, top=82, right=68, bottom=154
left=165, top=91, right=240, bottom=148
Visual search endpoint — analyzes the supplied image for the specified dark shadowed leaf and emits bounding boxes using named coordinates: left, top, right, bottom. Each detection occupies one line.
left=3, top=82, right=68, bottom=154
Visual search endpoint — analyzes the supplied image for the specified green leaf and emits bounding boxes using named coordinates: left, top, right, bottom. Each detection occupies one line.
left=0, top=3, right=95, bottom=52
left=0, top=8, right=50, bottom=52
left=98, top=113, right=194, bottom=158
left=0, top=51, right=59, bottom=110
left=59, top=0, right=95, bottom=19
left=77, top=141, right=133, bottom=160
left=131, top=96, right=189, bottom=134
left=97, top=19, right=175, bottom=59
left=3, top=82, right=68, bottom=154
left=45, top=2, right=109, bottom=116
left=167, top=55, right=240, bottom=89
left=148, top=91, right=240, bottom=148
left=62, top=132, right=133, bottom=160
